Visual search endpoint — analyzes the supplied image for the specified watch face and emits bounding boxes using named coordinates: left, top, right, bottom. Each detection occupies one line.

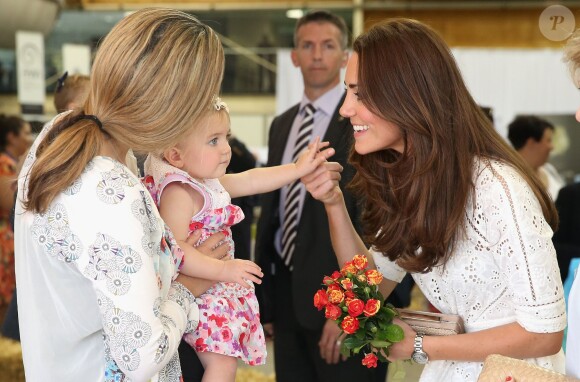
left=412, top=351, right=429, bottom=364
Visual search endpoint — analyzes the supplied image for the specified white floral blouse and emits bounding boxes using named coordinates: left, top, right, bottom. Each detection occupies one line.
left=372, top=158, right=567, bottom=382
left=14, top=117, right=199, bottom=382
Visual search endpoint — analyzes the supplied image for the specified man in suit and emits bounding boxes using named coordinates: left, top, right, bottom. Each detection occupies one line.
left=255, top=10, right=387, bottom=382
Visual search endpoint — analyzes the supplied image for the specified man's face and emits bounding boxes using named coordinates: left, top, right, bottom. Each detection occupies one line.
left=534, top=128, right=554, bottom=167
left=291, top=21, right=347, bottom=94
left=526, top=128, right=554, bottom=168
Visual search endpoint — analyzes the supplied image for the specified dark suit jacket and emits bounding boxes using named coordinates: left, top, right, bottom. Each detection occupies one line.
left=255, top=97, right=361, bottom=331
left=553, top=183, right=580, bottom=281
left=227, top=137, right=257, bottom=261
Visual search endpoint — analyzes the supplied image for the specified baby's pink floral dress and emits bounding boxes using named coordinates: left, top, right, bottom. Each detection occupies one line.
left=144, top=155, right=266, bottom=366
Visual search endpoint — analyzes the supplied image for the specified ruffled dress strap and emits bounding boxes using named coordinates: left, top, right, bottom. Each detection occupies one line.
left=143, top=154, right=213, bottom=219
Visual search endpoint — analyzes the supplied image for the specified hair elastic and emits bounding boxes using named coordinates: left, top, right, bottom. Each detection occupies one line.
left=77, top=114, right=104, bottom=131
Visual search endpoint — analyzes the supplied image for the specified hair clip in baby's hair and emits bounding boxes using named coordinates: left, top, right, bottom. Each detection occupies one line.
left=213, top=96, right=229, bottom=112
left=56, top=71, right=68, bottom=93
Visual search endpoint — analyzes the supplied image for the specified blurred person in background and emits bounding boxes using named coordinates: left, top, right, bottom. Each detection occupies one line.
left=53, top=72, right=90, bottom=113
left=0, top=114, right=32, bottom=322
left=507, top=115, right=565, bottom=201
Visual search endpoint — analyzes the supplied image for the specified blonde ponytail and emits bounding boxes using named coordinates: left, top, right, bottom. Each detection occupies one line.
left=25, top=8, right=224, bottom=213
left=25, top=113, right=103, bottom=213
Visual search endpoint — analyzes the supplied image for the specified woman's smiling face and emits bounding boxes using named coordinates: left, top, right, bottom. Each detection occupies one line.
left=339, top=53, right=404, bottom=155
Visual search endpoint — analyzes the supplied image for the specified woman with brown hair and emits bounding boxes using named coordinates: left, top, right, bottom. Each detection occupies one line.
left=303, top=19, right=566, bottom=380
left=15, top=8, right=229, bottom=381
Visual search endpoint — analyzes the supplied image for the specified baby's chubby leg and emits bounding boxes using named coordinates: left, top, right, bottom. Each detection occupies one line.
left=198, top=351, right=237, bottom=382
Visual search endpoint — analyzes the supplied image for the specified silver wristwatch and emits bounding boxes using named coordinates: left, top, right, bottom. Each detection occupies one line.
left=411, top=333, right=429, bottom=364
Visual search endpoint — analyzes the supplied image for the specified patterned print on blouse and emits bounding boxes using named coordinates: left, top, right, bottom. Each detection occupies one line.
left=28, top=156, right=195, bottom=381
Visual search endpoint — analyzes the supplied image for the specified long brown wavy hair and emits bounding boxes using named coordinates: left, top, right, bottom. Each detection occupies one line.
left=349, top=19, right=557, bottom=273
left=25, top=8, right=224, bottom=214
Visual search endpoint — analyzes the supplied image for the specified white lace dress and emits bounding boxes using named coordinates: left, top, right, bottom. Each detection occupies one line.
left=373, top=158, right=567, bottom=381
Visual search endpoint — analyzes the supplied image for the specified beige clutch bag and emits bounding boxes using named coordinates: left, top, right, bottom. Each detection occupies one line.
left=398, top=308, right=465, bottom=336
left=478, top=354, right=579, bottom=382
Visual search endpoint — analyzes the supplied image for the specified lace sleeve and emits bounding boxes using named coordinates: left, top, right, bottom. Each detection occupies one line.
left=370, top=247, right=407, bottom=283
left=481, top=162, right=566, bottom=333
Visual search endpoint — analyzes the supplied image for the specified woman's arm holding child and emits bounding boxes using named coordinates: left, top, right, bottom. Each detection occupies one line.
left=221, top=138, right=335, bottom=198
left=159, top=183, right=263, bottom=288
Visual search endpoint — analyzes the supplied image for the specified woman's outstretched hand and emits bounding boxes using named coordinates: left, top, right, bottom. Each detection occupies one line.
left=301, top=161, right=344, bottom=205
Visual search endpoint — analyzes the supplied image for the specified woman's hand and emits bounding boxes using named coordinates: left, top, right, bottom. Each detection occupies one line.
left=319, top=319, right=346, bottom=364
left=193, top=230, right=229, bottom=260
left=176, top=230, right=229, bottom=296
left=301, top=161, right=344, bottom=205
left=386, top=318, right=417, bottom=362
left=220, top=259, right=263, bottom=288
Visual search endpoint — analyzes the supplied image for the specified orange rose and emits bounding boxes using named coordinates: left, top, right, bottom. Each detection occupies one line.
left=325, top=304, right=342, bottom=320
left=362, top=353, right=378, bottom=368
left=344, top=291, right=356, bottom=305
left=340, top=278, right=353, bottom=290
left=327, top=283, right=341, bottom=292
left=347, top=299, right=365, bottom=317
left=357, top=274, right=367, bottom=283
left=323, top=276, right=335, bottom=285
left=341, top=261, right=357, bottom=276
left=363, top=299, right=381, bottom=317
left=365, top=269, right=383, bottom=285
left=314, top=289, right=329, bottom=310
left=328, top=289, right=345, bottom=304
left=352, top=254, right=368, bottom=270
left=341, top=315, right=360, bottom=334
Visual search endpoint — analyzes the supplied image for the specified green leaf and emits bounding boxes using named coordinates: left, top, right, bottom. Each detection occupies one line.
left=370, top=340, right=392, bottom=348
left=340, top=345, right=351, bottom=358
left=343, top=336, right=366, bottom=350
left=378, top=317, right=392, bottom=330
left=380, top=307, right=396, bottom=322
left=375, top=330, right=389, bottom=342
left=383, top=323, right=405, bottom=342
left=376, top=349, right=389, bottom=362
left=365, top=321, right=378, bottom=334
left=355, top=328, right=366, bottom=340
left=352, top=343, right=367, bottom=354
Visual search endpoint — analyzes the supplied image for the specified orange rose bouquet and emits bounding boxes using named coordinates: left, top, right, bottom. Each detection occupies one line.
left=313, top=254, right=404, bottom=367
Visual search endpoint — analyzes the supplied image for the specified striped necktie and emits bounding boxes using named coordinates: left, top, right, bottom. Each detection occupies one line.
left=280, top=103, right=316, bottom=269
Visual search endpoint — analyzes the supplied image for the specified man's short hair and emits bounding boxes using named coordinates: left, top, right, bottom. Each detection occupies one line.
left=507, top=115, right=554, bottom=150
left=294, top=10, right=349, bottom=50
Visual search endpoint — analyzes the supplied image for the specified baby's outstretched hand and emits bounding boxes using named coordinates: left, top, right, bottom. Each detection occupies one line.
left=222, top=259, right=263, bottom=288
left=294, top=137, right=335, bottom=177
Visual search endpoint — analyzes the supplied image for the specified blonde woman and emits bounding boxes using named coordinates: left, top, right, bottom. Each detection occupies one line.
left=15, top=9, right=227, bottom=381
